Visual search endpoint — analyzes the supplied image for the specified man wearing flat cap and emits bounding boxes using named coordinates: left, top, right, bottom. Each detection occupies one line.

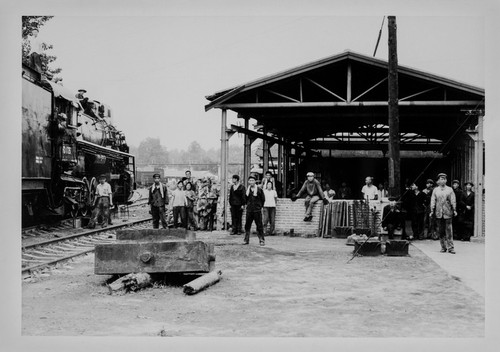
left=430, top=173, right=457, bottom=253
left=292, top=172, right=327, bottom=221
left=148, top=173, right=169, bottom=229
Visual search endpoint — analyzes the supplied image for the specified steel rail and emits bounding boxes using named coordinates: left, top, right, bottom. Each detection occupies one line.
left=22, top=217, right=152, bottom=250
left=22, top=217, right=153, bottom=277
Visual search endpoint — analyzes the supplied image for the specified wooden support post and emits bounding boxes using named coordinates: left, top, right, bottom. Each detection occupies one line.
left=387, top=15, right=401, bottom=198
left=277, top=137, right=283, bottom=185
left=262, top=127, right=269, bottom=177
left=474, top=113, right=484, bottom=237
left=347, top=62, right=352, bottom=103
left=243, top=117, right=251, bottom=182
left=220, top=109, right=228, bottom=230
left=294, top=150, right=300, bottom=187
left=283, top=143, right=289, bottom=196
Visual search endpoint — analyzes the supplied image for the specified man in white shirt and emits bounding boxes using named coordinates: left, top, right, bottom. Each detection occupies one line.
left=361, top=176, right=378, bottom=201
left=263, top=181, right=278, bottom=236
left=88, top=174, right=113, bottom=228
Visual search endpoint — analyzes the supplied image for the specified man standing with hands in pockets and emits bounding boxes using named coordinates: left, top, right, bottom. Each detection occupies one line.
left=430, top=173, right=457, bottom=254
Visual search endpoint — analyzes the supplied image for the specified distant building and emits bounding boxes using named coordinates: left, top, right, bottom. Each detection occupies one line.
left=163, top=167, right=217, bottom=184
left=136, top=165, right=163, bottom=186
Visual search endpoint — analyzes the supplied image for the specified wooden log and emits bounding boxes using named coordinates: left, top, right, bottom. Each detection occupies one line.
left=108, top=272, right=152, bottom=294
left=183, top=270, right=222, bottom=295
left=95, top=241, right=212, bottom=274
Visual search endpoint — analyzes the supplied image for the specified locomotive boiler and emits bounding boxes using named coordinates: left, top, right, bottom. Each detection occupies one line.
left=22, top=63, right=136, bottom=226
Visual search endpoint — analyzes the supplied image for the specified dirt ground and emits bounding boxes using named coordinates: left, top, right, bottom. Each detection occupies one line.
left=21, top=230, right=484, bottom=337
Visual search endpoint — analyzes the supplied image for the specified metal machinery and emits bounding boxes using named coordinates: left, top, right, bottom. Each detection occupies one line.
left=22, top=63, right=136, bottom=226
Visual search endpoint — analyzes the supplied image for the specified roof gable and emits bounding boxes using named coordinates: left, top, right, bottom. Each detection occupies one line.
left=205, top=50, right=484, bottom=111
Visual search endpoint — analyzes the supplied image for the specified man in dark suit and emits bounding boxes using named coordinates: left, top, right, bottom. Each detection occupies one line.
left=461, top=182, right=475, bottom=241
left=243, top=175, right=266, bottom=246
left=229, top=174, right=246, bottom=235
left=451, top=180, right=464, bottom=240
left=148, top=173, right=169, bottom=229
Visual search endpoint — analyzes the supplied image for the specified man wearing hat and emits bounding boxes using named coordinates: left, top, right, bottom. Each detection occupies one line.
left=148, top=173, right=169, bottom=229
left=430, top=173, right=457, bottom=254
left=461, top=182, right=475, bottom=241
left=75, top=89, right=87, bottom=99
left=88, top=174, right=113, bottom=228
left=422, top=179, right=436, bottom=239
left=243, top=175, right=266, bottom=246
left=292, top=172, right=327, bottom=221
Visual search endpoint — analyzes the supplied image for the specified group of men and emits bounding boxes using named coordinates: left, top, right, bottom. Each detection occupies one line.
left=147, top=170, right=218, bottom=231
left=85, top=170, right=475, bottom=257
left=380, top=173, right=476, bottom=255
left=228, top=174, right=266, bottom=246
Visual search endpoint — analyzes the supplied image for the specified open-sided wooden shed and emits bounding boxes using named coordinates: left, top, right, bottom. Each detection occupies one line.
left=205, top=50, right=485, bottom=236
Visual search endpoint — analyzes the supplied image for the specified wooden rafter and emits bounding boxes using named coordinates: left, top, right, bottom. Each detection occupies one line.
left=220, top=100, right=480, bottom=109
left=265, top=89, right=300, bottom=103
left=351, top=77, right=388, bottom=102
left=399, top=87, right=438, bottom=101
left=305, top=77, right=346, bottom=102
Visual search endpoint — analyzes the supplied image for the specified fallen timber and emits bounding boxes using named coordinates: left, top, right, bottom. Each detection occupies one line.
left=183, top=270, right=223, bottom=295
left=94, top=228, right=216, bottom=275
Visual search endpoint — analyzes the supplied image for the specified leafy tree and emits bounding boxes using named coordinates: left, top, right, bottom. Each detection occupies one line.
left=136, top=137, right=169, bottom=166
left=22, top=16, right=63, bottom=82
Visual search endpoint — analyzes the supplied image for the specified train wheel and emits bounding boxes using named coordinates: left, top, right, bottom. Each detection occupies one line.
left=80, top=177, right=91, bottom=217
left=89, top=177, right=97, bottom=206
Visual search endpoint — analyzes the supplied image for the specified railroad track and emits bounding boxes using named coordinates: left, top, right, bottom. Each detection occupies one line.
left=22, top=217, right=153, bottom=279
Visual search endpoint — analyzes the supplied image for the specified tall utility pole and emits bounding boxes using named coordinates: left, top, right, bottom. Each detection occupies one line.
left=387, top=16, right=401, bottom=198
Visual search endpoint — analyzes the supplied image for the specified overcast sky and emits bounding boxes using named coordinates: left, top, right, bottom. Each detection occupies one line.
left=33, top=15, right=485, bottom=150
left=2, top=1, right=500, bottom=350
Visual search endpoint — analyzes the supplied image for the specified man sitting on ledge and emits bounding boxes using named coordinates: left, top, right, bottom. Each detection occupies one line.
left=292, top=172, right=328, bottom=221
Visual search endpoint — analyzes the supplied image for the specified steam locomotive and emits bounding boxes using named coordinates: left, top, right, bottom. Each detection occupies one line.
left=22, top=63, right=136, bottom=227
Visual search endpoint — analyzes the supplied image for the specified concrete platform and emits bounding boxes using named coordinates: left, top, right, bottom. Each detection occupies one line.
left=411, top=239, right=485, bottom=297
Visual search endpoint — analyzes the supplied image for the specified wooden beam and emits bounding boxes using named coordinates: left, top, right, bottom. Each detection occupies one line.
left=230, top=124, right=321, bottom=156
left=347, top=62, right=352, bottom=103
left=243, top=118, right=251, bottom=183
left=474, top=114, right=484, bottom=238
left=387, top=15, right=401, bottom=198
left=263, top=127, right=269, bottom=176
left=399, top=87, right=437, bottom=101
left=219, top=100, right=481, bottom=109
left=220, top=109, right=228, bottom=230
left=265, top=89, right=300, bottom=103
left=299, top=78, right=303, bottom=102
left=351, top=77, right=388, bottom=102
left=305, top=77, right=346, bottom=102
left=317, top=149, right=443, bottom=158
